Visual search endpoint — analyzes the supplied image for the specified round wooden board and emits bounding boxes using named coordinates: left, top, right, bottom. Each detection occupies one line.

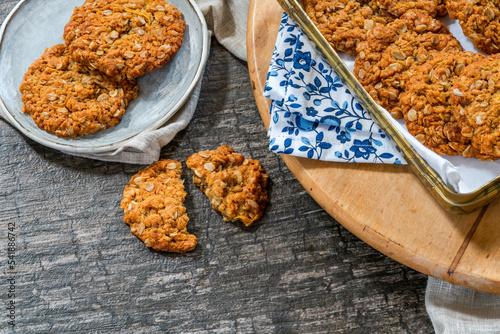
left=247, top=0, right=500, bottom=294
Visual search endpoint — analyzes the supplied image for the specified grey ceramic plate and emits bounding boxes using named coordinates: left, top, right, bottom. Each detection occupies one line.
left=0, top=0, right=208, bottom=153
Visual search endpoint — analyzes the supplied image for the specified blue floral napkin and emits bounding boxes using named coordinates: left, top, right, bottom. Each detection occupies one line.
left=264, top=12, right=405, bottom=164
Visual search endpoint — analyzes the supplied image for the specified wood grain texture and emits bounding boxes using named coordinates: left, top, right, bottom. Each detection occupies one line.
left=247, top=0, right=500, bottom=294
left=0, top=0, right=433, bottom=332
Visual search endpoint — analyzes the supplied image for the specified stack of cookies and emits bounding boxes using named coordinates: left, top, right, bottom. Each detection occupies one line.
left=303, top=0, right=500, bottom=161
left=19, top=0, right=185, bottom=138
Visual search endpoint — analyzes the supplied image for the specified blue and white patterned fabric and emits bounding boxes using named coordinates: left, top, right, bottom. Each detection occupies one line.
left=264, top=12, right=406, bottom=164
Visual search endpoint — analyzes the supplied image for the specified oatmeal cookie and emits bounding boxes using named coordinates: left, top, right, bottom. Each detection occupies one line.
left=63, top=0, right=185, bottom=79
left=399, top=51, right=497, bottom=159
left=354, top=10, right=462, bottom=119
left=450, top=54, right=500, bottom=158
left=302, top=0, right=395, bottom=56
left=19, top=44, right=138, bottom=137
left=446, top=0, right=500, bottom=54
left=377, top=0, right=447, bottom=17
left=120, top=160, right=197, bottom=253
left=186, top=145, right=269, bottom=227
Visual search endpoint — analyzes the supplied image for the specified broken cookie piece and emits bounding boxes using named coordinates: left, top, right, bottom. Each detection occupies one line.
left=186, top=145, right=269, bottom=227
left=120, top=159, right=197, bottom=253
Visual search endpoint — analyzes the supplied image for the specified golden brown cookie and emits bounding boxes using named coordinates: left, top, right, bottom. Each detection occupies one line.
left=186, top=145, right=269, bottom=227
left=377, top=0, right=447, bottom=17
left=63, top=0, right=185, bottom=79
left=354, top=10, right=462, bottom=119
left=450, top=54, right=500, bottom=158
left=446, top=0, right=500, bottom=54
left=120, top=160, right=197, bottom=253
left=399, top=51, right=497, bottom=160
left=19, top=44, right=138, bottom=137
left=302, top=0, right=395, bottom=56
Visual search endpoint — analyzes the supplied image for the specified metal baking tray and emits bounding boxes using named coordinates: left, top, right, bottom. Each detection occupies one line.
left=276, top=0, right=500, bottom=213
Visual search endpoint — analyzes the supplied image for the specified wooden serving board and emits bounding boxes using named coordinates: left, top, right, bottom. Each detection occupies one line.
left=247, top=0, right=500, bottom=294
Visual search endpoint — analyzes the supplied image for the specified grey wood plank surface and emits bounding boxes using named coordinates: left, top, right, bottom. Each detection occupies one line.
left=0, top=0, right=434, bottom=332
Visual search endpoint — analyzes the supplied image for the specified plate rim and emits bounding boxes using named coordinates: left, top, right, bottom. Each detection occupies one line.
left=0, top=0, right=209, bottom=154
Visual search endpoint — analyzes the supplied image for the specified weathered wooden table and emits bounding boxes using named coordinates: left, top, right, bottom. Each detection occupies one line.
left=0, top=0, right=434, bottom=332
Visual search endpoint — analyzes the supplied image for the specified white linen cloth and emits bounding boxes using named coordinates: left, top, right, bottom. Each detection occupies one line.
left=0, top=0, right=249, bottom=164
left=265, top=11, right=500, bottom=334
left=195, top=0, right=249, bottom=61
left=427, top=277, right=500, bottom=333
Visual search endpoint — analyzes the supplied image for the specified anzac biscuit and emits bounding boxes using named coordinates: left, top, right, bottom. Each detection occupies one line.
left=186, top=145, right=269, bottom=227
left=450, top=54, right=500, bottom=158
left=354, top=10, right=462, bottom=119
left=377, top=0, right=447, bottom=17
left=302, top=0, right=395, bottom=56
left=63, top=0, right=185, bottom=79
left=19, top=44, right=138, bottom=137
left=446, top=0, right=500, bottom=54
left=399, top=51, right=497, bottom=159
left=120, top=160, right=197, bottom=253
